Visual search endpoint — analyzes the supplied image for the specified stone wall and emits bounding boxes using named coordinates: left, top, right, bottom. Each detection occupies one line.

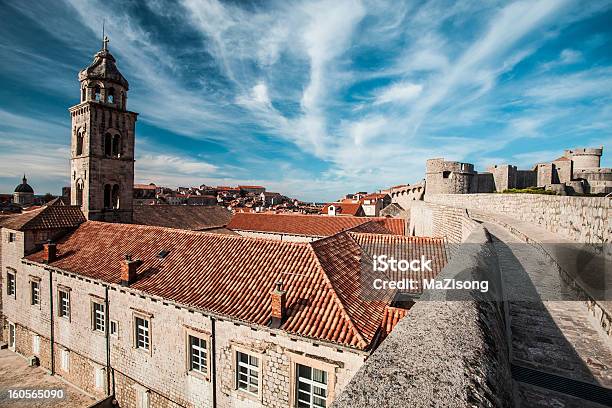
left=332, top=223, right=514, bottom=408
left=425, top=193, right=610, bottom=244
left=390, top=181, right=425, bottom=211
left=408, top=201, right=479, bottom=246
left=2, top=258, right=365, bottom=408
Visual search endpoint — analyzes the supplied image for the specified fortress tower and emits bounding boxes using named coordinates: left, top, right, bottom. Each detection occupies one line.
left=425, top=158, right=476, bottom=195
left=564, top=147, right=603, bottom=174
left=69, top=36, right=138, bottom=223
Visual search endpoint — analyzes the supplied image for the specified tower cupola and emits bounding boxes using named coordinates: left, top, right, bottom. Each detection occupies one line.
left=77, top=36, right=129, bottom=109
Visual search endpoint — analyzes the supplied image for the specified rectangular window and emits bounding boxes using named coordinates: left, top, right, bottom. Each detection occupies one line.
left=8, top=322, right=16, bottom=350
left=30, top=280, right=40, bottom=306
left=236, top=351, right=259, bottom=395
left=136, top=387, right=150, bottom=408
left=61, top=349, right=70, bottom=372
left=95, top=367, right=105, bottom=390
left=296, top=364, right=328, bottom=408
left=92, top=302, right=105, bottom=332
left=8, top=232, right=16, bottom=242
left=135, top=317, right=149, bottom=350
left=32, top=335, right=40, bottom=355
left=59, top=290, right=70, bottom=318
left=110, top=320, right=118, bottom=337
left=7, top=272, right=16, bottom=297
left=188, top=335, right=207, bottom=375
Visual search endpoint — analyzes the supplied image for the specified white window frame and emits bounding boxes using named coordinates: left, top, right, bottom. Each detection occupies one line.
left=30, top=279, right=41, bottom=307
left=32, top=334, right=40, bottom=355
left=110, top=320, right=118, bottom=337
left=289, top=353, right=337, bottom=408
left=61, top=348, right=70, bottom=372
left=7, top=270, right=16, bottom=298
left=94, top=366, right=106, bottom=390
left=235, top=350, right=261, bottom=397
left=8, top=321, right=16, bottom=351
left=134, top=384, right=150, bottom=408
left=188, top=335, right=208, bottom=374
left=58, top=288, right=71, bottom=320
left=92, top=301, right=105, bottom=332
left=134, top=316, right=150, bottom=351
left=296, top=364, right=328, bottom=408
left=184, top=327, right=211, bottom=381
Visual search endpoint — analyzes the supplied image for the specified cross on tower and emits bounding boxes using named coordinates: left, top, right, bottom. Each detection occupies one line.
left=103, top=35, right=109, bottom=51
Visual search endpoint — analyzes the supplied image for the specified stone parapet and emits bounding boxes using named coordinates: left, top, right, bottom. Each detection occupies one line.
left=424, top=193, right=610, bottom=244
left=332, top=222, right=514, bottom=407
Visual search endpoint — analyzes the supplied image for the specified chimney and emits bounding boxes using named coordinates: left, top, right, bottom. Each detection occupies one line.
left=270, top=281, right=286, bottom=329
left=120, top=254, right=142, bottom=286
left=43, top=241, right=57, bottom=264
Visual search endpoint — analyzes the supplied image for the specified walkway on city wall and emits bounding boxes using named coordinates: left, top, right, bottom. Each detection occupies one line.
left=332, top=200, right=612, bottom=408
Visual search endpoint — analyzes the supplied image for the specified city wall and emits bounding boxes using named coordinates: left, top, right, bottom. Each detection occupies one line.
left=425, top=193, right=610, bottom=244
left=333, top=208, right=514, bottom=407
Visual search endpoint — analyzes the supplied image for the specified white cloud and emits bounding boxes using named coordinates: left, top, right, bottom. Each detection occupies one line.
left=373, top=82, right=423, bottom=105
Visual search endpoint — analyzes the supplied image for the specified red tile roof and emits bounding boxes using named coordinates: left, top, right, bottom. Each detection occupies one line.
left=349, top=233, right=448, bottom=294
left=133, top=205, right=231, bottom=231
left=228, top=213, right=382, bottom=237
left=321, top=202, right=364, bottom=216
left=362, top=193, right=389, bottom=200
left=26, top=222, right=446, bottom=350
left=380, top=306, right=408, bottom=337
left=1, top=205, right=85, bottom=231
left=134, top=184, right=157, bottom=190
left=373, top=218, right=405, bottom=235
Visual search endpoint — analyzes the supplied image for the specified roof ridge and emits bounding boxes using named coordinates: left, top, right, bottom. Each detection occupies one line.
left=308, top=234, right=369, bottom=349
left=85, top=220, right=311, bottom=247
left=348, top=231, right=445, bottom=241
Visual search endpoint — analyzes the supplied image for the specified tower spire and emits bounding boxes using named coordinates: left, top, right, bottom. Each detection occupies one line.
left=101, top=20, right=109, bottom=51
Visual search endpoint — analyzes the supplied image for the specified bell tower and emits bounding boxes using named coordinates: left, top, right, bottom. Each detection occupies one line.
left=69, top=36, right=137, bottom=223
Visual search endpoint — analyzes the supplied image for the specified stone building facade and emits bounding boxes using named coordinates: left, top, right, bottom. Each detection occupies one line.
left=69, top=37, right=137, bottom=223
left=1, top=216, right=428, bottom=407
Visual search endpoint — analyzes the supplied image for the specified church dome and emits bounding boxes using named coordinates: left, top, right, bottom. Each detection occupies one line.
left=78, top=37, right=129, bottom=89
left=14, top=175, right=34, bottom=194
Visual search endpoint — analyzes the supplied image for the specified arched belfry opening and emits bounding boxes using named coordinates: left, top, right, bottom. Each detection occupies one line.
left=112, top=184, right=120, bottom=209
left=112, top=134, right=121, bottom=157
left=76, top=129, right=84, bottom=156
left=75, top=179, right=84, bottom=207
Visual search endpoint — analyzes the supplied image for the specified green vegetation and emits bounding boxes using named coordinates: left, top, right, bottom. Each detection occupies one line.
left=500, top=188, right=557, bottom=195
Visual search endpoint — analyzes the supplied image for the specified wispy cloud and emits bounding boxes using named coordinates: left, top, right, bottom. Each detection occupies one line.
left=1, top=0, right=611, bottom=200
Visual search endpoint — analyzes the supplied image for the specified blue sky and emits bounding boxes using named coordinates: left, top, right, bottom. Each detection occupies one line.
left=0, top=0, right=611, bottom=201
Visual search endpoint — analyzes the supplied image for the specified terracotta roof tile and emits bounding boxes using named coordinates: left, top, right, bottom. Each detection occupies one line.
left=228, top=213, right=378, bottom=237
left=25, top=222, right=445, bottom=349
left=133, top=205, right=231, bottom=231
left=1, top=205, right=85, bottom=231
left=380, top=306, right=408, bottom=337
left=321, top=202, right=363, bottom=216
left=373, top=218, right=405, bottom=235
left=349, top=233, right=448, bottom=294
